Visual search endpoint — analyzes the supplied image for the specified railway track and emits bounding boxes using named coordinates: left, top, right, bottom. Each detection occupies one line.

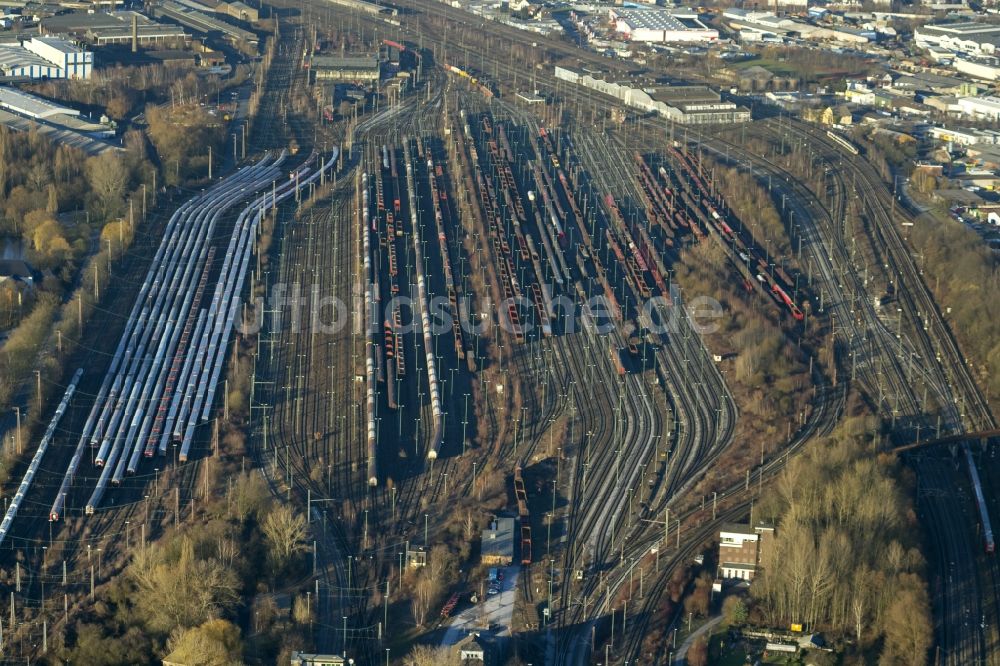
left=754, top=120, right=999, bottom=666
left=218, top=4, right=978, bottom=662
left=698, top=118, right=995, bottom=666
left=241, top=18, right=372, bottom=658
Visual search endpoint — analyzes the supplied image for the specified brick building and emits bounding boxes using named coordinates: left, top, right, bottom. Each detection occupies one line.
left=718, top=522, right=774, bottom=581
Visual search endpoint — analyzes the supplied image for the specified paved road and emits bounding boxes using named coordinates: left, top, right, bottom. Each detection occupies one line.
left=441, top=566, right=521, bottom=644
left=673, top=615, right=724, bottom=665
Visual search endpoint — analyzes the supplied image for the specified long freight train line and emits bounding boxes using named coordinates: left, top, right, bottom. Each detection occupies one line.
left=460, top=101, right=744, bottom=656
left=549, top=124, right=740, bottom=662
left=40, top=155, right=283, bottom=523
left=460, top=93, right=744, bottom=660
left=334, top=76, right=494, bottom=658
left=298, top=3, right=960, bottom=660
left=308, top=13, right=848, bottom=656
left=456, top=98, right=820, bottom=660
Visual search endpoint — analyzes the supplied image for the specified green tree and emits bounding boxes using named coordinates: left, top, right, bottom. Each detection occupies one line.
left=292, top=594, right=313, bottom=625
left=684, top=573, right=712, bottom=618
left=230, top=470, right=271, bottom=522
left=722, top=596, right=748, bottom=626
left=129, top=537, right=240, bottom=633
left=60, top=623, right=153, bottom=665
left=404, top=644, right=459, bottom=666
left=32, top=218, right=72, bottom=266
left=46, top=183, right=59, bottom=214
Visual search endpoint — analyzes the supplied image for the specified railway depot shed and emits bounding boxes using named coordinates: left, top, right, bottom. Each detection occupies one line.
left=481, top=517, right=516, bottom=565
left=311, top=55, right=380, bottom=83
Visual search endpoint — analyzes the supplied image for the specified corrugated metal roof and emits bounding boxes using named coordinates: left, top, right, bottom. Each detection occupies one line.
left=312, top=55, right=378, bottom=70
left=0, top=85, right=78, bottom=118
left=0, top=45, right=55, bottom=73
left=33, top=36, right=83, bottom=54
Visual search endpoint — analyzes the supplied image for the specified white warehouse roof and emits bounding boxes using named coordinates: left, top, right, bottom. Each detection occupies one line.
left=31, top=36, right=85, bottom=54
left=0, top=46, right=53, bottom=73
left=0, top=86, right=80, bottom=119
left=612, top=8, right=693, bottom=32
left=610, top=7, right=718, bottom=42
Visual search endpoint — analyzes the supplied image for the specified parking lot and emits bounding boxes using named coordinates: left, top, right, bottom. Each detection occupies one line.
left=441, top=565, right=521, bottom=645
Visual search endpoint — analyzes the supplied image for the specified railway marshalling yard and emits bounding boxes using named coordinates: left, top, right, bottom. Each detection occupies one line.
left=0, top=1, right=998, bottom=664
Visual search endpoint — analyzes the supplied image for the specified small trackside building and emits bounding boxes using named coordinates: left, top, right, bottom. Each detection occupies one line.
left=481, top=517, right=516, bottom=566
left=718, top=522, right=774, bottom=581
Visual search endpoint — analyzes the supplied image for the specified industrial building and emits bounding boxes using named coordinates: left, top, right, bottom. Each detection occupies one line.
left=0, top=37, right=92, bottom=79
left=652, top=86, right=752, bottom=125
left=87, top=23, right=190, bottom=47
left=0, top=86, right=80, bottom=119
left=554, top=66, right=750, bottom=125
left=0, top=45, right=63, bottom=79
left=218, top=0, right=258, bottom=23
left=0, top=94, right=118, bottom=156
left=718, top=522, right=774, bottom=581
left=480, top=517, right=515, bottom=566
left=958, top=95, right=1000, bottom=121
left=0, top=85, right=114, bottom=141
left=722, top=9, right=798, bottom=34
left=311, top=55, right=380, bottom=83
left=954, top=56, right=1000, bottom=82
left=26, top=37, right=92, bottom=78
left=153, top=0, right=258, bottom=48
left=33, top=10, right=191, bottom=48
left=325, top=0, right=391, bottom=17
left=289, top=653, right=346, bottom=666
left=609, top=7, right=718, bottom=43
left=928, top=126, right=1000, bottom=146
left=915, top=22, right=1000, bottom=57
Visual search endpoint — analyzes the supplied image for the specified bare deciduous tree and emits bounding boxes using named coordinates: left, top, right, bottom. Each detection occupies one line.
left=86, top=152, right=128, bottom=222
left=403, top=644, right=458, bottom=666
left=262, top=504, right=308, bottom=569
left=165, top=618, right=242, bottom=666
left=129, top=538, right=240, bottom=633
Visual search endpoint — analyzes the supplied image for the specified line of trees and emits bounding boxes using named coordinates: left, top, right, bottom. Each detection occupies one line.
left=907, top=212, right=1000, bottom=412
left=28, top=61, right=250, bottom=122
left=0, top=128, right=155, bottom=423
left=751, top=416, right=933, bottom=664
